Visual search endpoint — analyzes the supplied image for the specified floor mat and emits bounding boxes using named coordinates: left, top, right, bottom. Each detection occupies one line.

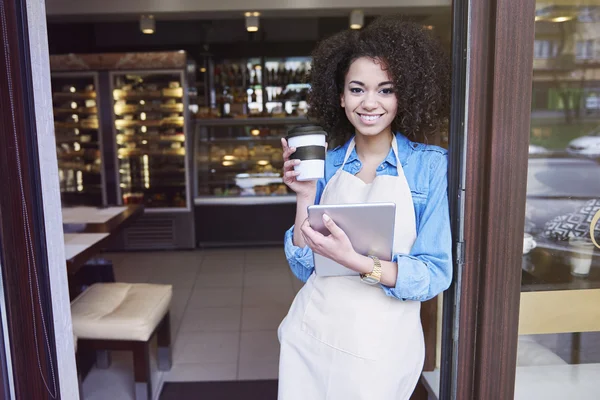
left=159, top=380, right=278, bottom=400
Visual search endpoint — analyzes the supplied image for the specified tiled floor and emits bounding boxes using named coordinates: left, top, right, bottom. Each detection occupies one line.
left=81, top=247, right=298, bottom=400
left=79, top=247, right=600, bottom=400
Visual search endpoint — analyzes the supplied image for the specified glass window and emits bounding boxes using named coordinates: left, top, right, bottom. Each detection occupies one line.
left=521, top=2, right=600, bottom=398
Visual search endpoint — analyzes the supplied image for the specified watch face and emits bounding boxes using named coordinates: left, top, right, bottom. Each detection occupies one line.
left=362, top=276, right=379, bottom=285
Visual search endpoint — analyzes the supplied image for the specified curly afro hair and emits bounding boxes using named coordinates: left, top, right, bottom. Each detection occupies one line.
left=307, top=15, right=451, bottom=147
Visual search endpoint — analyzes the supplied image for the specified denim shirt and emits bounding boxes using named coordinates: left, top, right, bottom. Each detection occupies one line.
left=284, top=133, right=452, bottom=302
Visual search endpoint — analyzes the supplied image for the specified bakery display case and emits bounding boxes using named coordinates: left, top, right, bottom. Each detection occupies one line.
left=194, top=117, right=307, bottom=201
left=50, top=52, right=196, bottom=249
left=194, top=117, right=305, bottom=246
left=111, top=71, right=190, bottom=210
left=52, top=73, right=105, bottom=206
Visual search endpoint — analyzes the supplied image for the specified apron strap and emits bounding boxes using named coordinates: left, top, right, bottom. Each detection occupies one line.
left=340, top=138, right=356, bottom=169
left=340, top=134, right=401, bottom=169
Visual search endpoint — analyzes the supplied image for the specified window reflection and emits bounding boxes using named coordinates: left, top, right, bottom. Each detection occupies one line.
left=519, top=2, right=600, bottom=397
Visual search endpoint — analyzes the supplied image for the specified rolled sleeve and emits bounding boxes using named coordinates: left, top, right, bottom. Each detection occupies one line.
left=382, top=153, right=452, bottom=301
left=284, top=225, right=315, bottom=282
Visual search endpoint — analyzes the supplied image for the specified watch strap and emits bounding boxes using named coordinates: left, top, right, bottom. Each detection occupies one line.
left=361, top=255, right=382, bottom=284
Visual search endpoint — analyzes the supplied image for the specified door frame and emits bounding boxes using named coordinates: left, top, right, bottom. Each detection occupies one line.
left=441, top=0, right=536, bottom=399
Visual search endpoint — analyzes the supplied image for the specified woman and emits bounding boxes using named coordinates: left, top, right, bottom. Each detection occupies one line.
left=278, top=16, right=452, bottom=400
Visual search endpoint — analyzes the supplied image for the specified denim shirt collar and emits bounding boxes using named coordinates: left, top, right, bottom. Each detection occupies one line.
left=332, top=132, right=418, bottom=167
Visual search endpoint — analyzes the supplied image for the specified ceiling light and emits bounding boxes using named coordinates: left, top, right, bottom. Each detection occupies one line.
left=140, top=15, right=155, bottom=34
left=251, top=129, right=260, bottom=136
left=424, top=25, right=434, bottom=30
left=552, top=16, right=572, bottom=23
left=350, top=10, right=364, bottom=30
left=199, top=67, right=207, bottom=73
left=245, top=11, right=260, bottom=32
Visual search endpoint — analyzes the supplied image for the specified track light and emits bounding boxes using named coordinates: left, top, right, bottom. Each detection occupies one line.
left=140, top=15, right=155, bottom=35
left=245, top=12, right=260, bottom=32
left=350, top=10, right=364, bottom=30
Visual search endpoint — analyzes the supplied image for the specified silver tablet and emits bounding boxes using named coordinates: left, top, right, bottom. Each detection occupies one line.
left=307, top=203, right=396, bottom=277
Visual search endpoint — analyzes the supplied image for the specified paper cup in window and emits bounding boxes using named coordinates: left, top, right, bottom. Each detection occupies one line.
left=286, top=125, right=328, bottom=181
left=569, top=236, right=595, bottom=277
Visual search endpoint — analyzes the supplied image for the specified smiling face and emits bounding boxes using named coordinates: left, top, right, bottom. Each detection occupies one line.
left=340, top=57, right=398, bottom=138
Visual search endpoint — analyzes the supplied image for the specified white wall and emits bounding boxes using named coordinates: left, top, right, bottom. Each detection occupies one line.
left=27, top=0, right=80, bottom=398
left=46, top=0, right=450, bottom=16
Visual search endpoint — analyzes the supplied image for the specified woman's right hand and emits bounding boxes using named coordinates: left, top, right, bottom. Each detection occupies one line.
left=281, top=138, right=317, bottom=200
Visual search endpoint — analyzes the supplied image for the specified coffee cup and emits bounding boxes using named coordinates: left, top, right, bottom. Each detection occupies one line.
left=569, top=236, right=595, bottom=277
left=286, top=125, right=328, bottom=181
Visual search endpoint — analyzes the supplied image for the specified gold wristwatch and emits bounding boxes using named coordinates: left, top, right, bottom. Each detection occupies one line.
left=361, top=255, right=382, bottom=285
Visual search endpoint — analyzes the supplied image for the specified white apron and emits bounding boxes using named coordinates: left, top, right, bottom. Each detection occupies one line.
left=278, top=136, right=424, bottom=400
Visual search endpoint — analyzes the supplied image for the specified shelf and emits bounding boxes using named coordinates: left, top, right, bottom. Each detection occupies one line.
left=54, top=107, right=98, bottom=115
left=203, top=136, right=282, bottom=144
left=117, top=133, right=185, bottom=143
left=121, top=183, right=186, bottom=190
left=200, top=159, right=283, bottom=167
left=55, top=121, right=99, bottom=130
left=194, top=117, right=308, bottom=127
left=114, top=119, right=184, bottom=129
left=120, top=168, right=186, bottom=175
left=57, top=150, right=87, bottom=158
left=113, top=88, right=183, bottom=100
left=55, top=136, right=99, bottom=144
left=113, top=104, right=184, bottom=115
left=117, top=148, right=185, bottom=157
left=53, top=92, right=97, bottom=100
left=57, top=164, right=101, bottom=174
left=194, top=195, right=296, bottom=205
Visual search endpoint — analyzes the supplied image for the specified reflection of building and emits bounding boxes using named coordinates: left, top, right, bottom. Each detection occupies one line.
left=532, top=6, right=600, bottom=114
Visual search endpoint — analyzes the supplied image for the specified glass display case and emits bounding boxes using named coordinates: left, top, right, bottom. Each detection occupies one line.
left=194, top=117, right=304, bottom=246
left=111, top=70, right=190, bottom=211
left=52, top=73, right=104, bottom=206
left=194, top=118, right=307, bottom=203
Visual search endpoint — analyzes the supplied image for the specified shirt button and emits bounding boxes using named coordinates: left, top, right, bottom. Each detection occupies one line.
left=378, top=165, right=384, bottom=171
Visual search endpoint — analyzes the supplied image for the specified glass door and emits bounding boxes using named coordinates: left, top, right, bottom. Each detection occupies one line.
left=515, top=3, right=600, bottom=398
left=52, top=73, right=104, bottom=206
left=111, top=70, right=190, bottom=210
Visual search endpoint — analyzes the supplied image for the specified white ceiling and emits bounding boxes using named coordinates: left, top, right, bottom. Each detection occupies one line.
left=44, top=0, right=451, bottom=21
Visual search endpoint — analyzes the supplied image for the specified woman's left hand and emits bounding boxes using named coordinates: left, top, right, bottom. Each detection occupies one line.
left=301, top=214, right=361, bottom=272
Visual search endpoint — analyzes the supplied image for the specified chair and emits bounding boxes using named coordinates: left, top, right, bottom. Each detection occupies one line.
left=71, top=283, right=173, bottom=400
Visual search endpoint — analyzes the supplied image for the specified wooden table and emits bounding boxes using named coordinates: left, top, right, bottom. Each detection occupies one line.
left=62, top=204, right=143, bottom=234
left=520, top=246, right=600, bottom=364
left=521, top=246, right=600, bottom=292
left=63, top=205, right=144, bottom=299
left=64, top=233, right=111, bottom=274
